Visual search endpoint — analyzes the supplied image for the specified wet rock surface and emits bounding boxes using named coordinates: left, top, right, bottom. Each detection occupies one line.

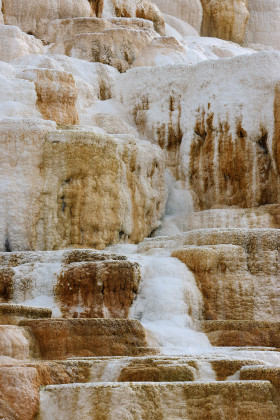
left=1, top=0, right=280, bottom=418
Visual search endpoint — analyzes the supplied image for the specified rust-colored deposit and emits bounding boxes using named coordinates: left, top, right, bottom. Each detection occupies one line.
left=55, top=260, right=141, bottom=318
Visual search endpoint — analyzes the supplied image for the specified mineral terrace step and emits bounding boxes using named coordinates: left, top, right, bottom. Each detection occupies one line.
left=68, top=354, right=268, bottom=382
left=19, top=318, right=155, bottom=359
left=0, top=304, right=52, bottom=325
left=200, top=321, right=280, bottom=347
left=240, top=366, right=280, bottom=394
left=37, top=381, right=280, bottom=420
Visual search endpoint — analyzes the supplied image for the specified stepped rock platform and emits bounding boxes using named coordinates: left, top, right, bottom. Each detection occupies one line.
left=19, top=318, right=155, bottom=359
left=37, top=381, right=280, bottom=420
left=2, top=0, right=280, bottom=418
left=0, top=304, right=51, bottom=325
left=201, top=321, right=280, bottom=347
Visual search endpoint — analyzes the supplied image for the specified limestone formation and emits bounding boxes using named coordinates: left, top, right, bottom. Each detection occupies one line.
left=241, top=366, right=280, bottom=394
left=0, top=304, right=51, bottom=325
left=0, top=366, right=40, bottom=420
left=132, top=36, right=187, bottom=67
left=19, top=69, right=79, bottom=125
left=172, top=229, right=280, bottom=321
left=55, top=261, right=141, bottom=318
left=36, top=16, right=156, bottom=44
left=118, top=53, right=280, bottom=208
left=244, top=0, right=280, bottom=49
left=142, top=228, right=280, bottom=323
left=0, top=120, right=165, bottom=251
left=88, top=0, right=104, bottom=17
left=0, top=360, right=96, bottom=420
left=157, top=205, right=280, bottom=237
left=200, top=0, right=249, bottom=44
left=49, top=26, right=157, bottom=72
left=152, top=0, right=203, bottom=32
left=37, top=381, right=280, bottom=419
left=201, top=320, right=280, bottom=347
left=19, top=319, right=152, bottom=359
left=2, top=0, right=93, bottom=34
left=163, top=13, right=199, bottom=38
left=111, top=0, right=165, bottom=35
left=1, top=0, right=280, bottom=419
left=0, top=325, right=37, bottom=359
left=0, top=25, right=43, bottom=62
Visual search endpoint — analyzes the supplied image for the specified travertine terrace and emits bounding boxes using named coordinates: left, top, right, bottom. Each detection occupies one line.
left=1, top=0, right=280, bottom=419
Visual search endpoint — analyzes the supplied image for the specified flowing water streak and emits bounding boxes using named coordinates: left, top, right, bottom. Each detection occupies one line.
left=129, top=250, right=211, bottom=355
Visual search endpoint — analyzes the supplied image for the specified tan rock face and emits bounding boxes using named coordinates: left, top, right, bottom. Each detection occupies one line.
left=36, top=16, right=156, bottom=44
left=200, top=0, right=249, bottom=44
left=0, top=120, right=165, bottom=251
left=19, top=319, right=152, bottom=359
left=112, top=0, right=165, bottom=35
left=88, top=0, right=104, bottom=17
left=0, top=366, right=40, bottom=420
left=55, top=261, right=141, bottom=318
left=188, top=110, right=277, bottom=209
left=172, top=229, right=280, bottom=321
left=50, top=27, right=156, bottom=72
left=135, top=0, right=165, bottom=35
left=0, top=360, right=94, bottom=420
left=118, top=358, right=195, bottom=382
left=0, top=305, right=51, bottom=325
left=241, top=366, right=280, bottom=394
left=2, top=0, right=93, bottom=34
left=19, top=69, right=79, bottom=125
left=201, top=320, right=280, bottom=348
left=132, top=36, right=186, bottom=68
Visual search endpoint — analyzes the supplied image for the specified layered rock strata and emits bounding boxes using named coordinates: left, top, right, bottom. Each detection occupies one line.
left=19, top=318, right=152, bottom=359
left=37, top=381, right=280, bottom=420
left=0, top=120, right=165, bottom=251
left=1, top=0, right=280, bottom=419
left=0, top=304, right=52, bottom=325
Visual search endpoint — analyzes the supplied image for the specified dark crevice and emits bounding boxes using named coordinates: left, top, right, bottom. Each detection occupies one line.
left=194, top=130, right=206, bottom=141
left=4, top=238, right=12, bottom=252
left=258, top=133, right=269, bottom=154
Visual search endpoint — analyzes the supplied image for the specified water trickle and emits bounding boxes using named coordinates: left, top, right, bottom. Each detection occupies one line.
left=129, top=252, right=211, bottom=355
